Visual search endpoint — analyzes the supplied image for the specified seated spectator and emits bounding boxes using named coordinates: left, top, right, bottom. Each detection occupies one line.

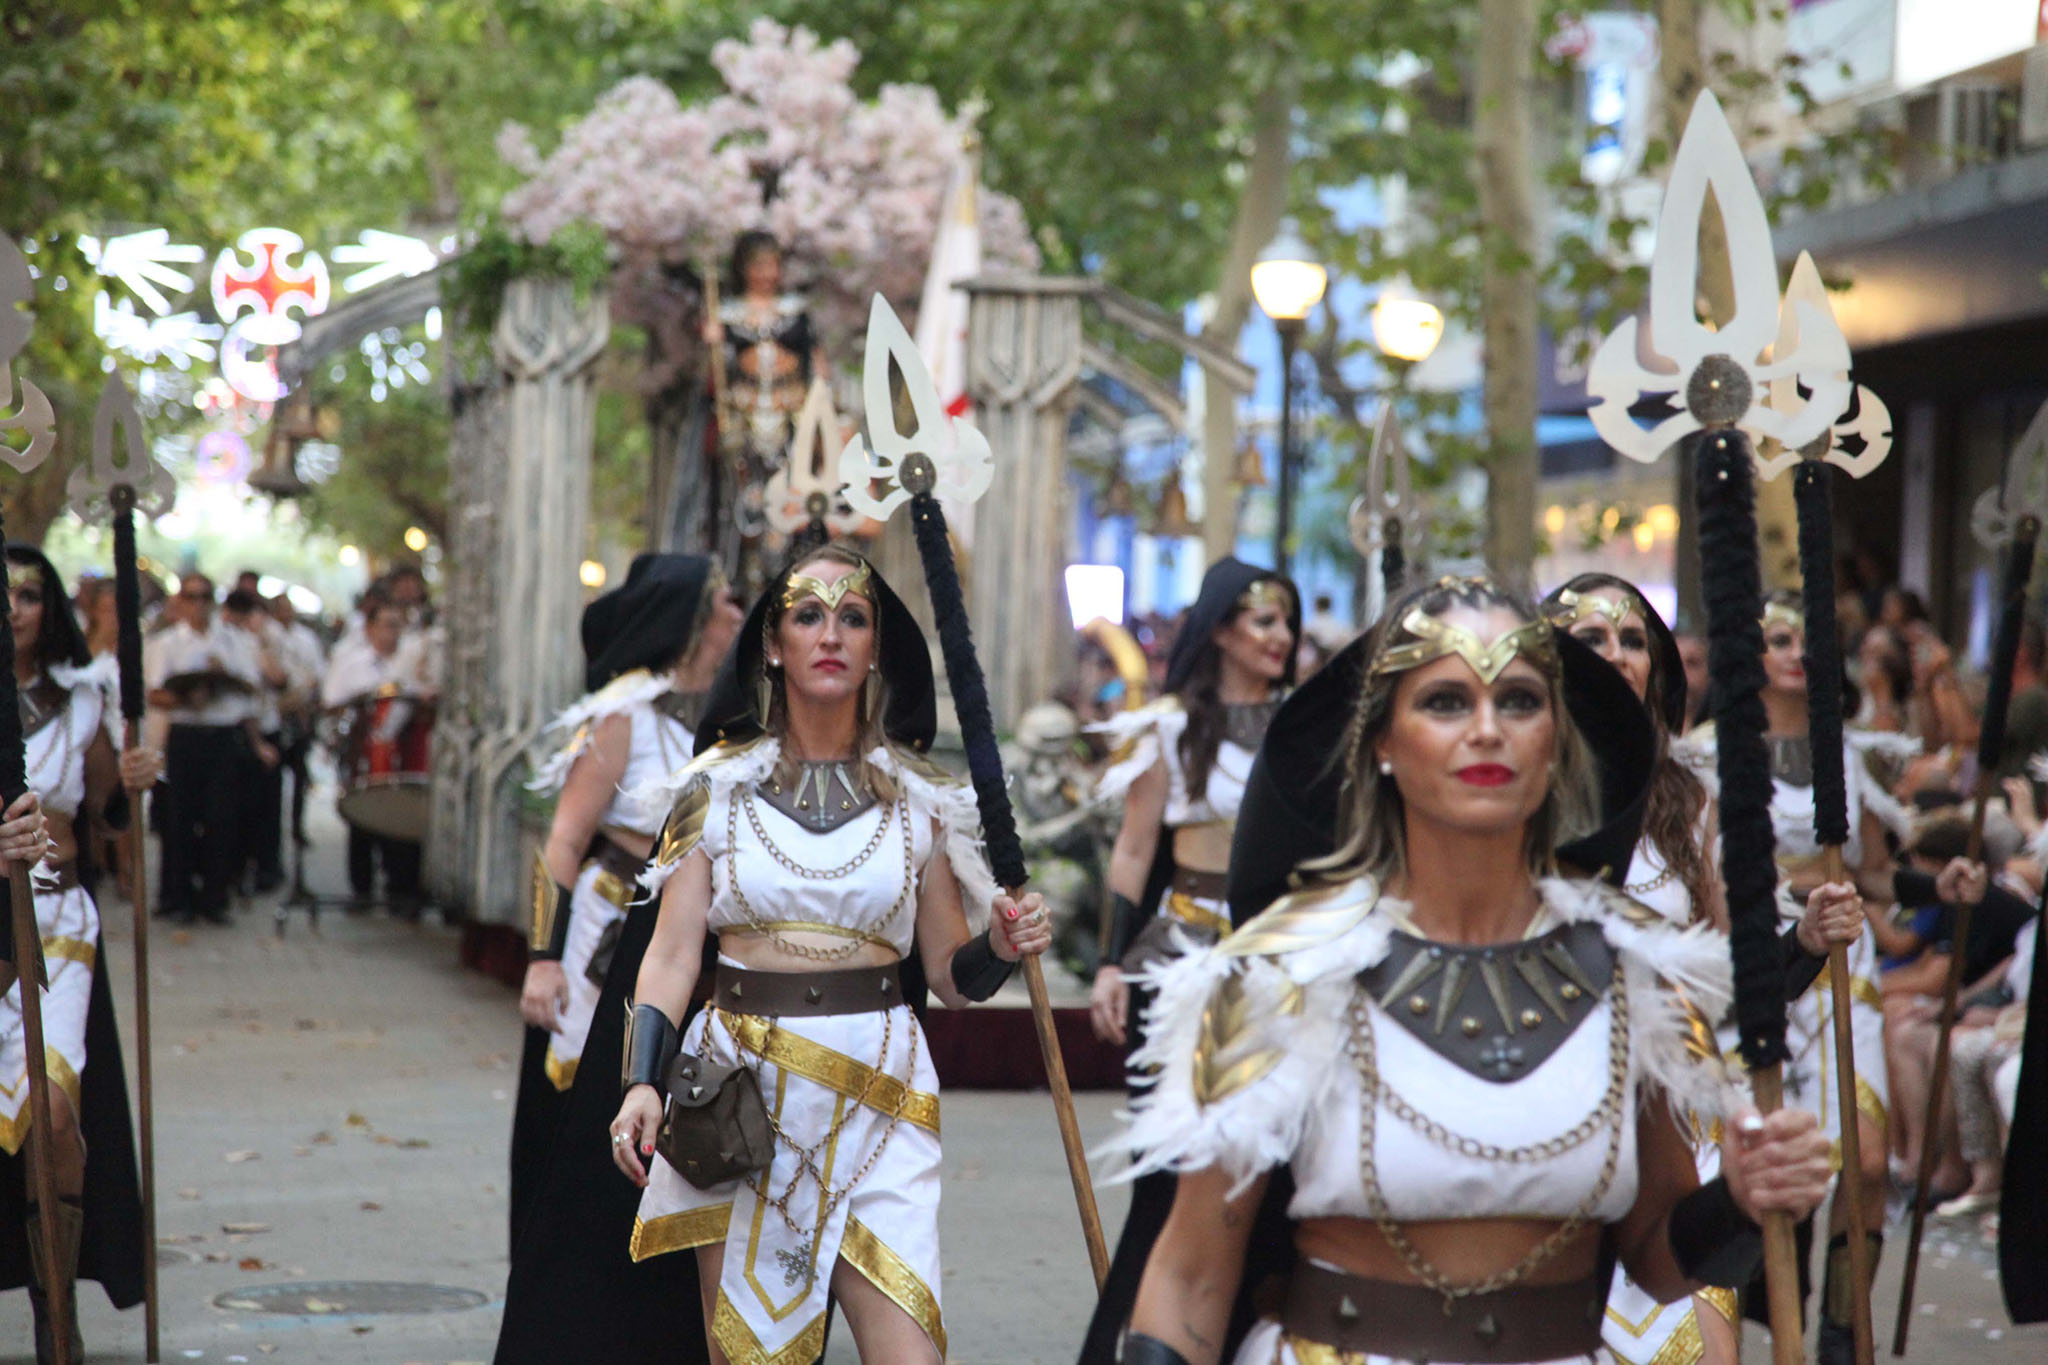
left=1939, top=913, right=2035, bottom=1216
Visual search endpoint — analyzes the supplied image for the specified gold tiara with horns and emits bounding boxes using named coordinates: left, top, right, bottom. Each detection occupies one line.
left=1544, top=586, right=1641, bottom=632
left=1760, top=600, right=1804, bottom=635
left=781, top=560, right=874, bottom=612
left=1239, top=579, right=1295, bottom=613
left=1369, top=606, right=1559, bottom=685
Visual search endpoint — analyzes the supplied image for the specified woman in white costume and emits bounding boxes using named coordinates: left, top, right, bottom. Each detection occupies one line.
left=1114, top=575, right=1835, bottom=1365
left=1081, top=556, right=1298, bottom=1362
left=509, top=553, right=742, bottom=1246
left=1544, top=575, right=1863, bottom=1365
left=1676, top=590, right=1900, bottom=1362
left=609, top=546, right=1049, bottom=1365
left=0, top=545, right=156, bottom=1363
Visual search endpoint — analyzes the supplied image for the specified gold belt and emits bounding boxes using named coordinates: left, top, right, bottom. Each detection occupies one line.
left=714, top=1009, right=940, bottom=1134
left=591, top=869, right=633, bottom=909
left=1165, top=891, right=1231, bottom=936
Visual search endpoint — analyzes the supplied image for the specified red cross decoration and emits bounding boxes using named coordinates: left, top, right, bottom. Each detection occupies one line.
left=210, top=228, right=330, bottom=347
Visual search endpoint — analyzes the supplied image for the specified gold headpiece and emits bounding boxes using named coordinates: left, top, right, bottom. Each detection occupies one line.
left=781, top=561, right=874, bottom=612
left=1760, top=600, right=1804, bottom=635
left=1545, top=586, right=1640, bottom=632
left=1369, top=606, right=1559, bottom=685
left=1238, top=579, right=1294, bottom=613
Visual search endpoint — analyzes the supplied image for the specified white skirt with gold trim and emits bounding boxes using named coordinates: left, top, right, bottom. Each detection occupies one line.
left=632, top=993, right=945, bottom=1363
left=542, top=861, right=629, bottom=1091
left=0, top=879, right=97, bottom=1154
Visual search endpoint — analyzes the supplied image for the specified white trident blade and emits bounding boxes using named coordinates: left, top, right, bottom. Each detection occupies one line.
left=68, top=374, right=175, bottom=522
left=837, top=294, right=993, bottom=519
left=0, top=234, right=55, bottom=474
left=1587, top=90, right=1850, bottom=463
left=1753, top=252, right=1892, bottom=481
left=1971, top=400, right=2048, bottom=550
left=766, top=376, right=862, bottom=535
left=1351, top=402, right=1414, bottom=557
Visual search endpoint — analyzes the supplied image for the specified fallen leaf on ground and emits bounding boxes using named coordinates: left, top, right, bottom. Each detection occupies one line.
left=203, top=1251, right=231, bottom=1263
left=344, top=1112, right=369, bottom=1128
left=222, top=1149, right=260, bottom=1164
left=351, top=1325, right=373, bottom=1335
left=292, top=1147, right=310, bottom=1157
left=360, top=1201, right=382, bottom=1212
left=294, top=1019, right=318, bottom=1031
left=303, top=1298, right=340, bottom=1313
left=237, top=1256, right=267, bottom=1270
left=223, top=1222, right=271, bottom=1235
left=258, top=1346, right=278, bottom=1355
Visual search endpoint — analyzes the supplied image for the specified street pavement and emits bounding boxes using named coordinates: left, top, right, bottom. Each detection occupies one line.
left=0, top=804, right=2036, bottom=1363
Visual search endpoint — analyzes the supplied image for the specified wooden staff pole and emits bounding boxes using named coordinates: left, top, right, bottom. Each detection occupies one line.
left=0, top=529, right=74, bottom=1365
left=1792, top=460, right=1874, bottom=1365
left=110, top=485, right=160, bottom=1361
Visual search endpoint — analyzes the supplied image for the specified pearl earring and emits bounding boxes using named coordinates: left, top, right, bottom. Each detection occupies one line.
left=1378, top=758, right=1394, bottom=776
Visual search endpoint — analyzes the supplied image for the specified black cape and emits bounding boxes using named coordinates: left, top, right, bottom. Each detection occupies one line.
left=0, top=932, right=147, bottom=1309
left=1999, top=881, right=2048, bottom=1322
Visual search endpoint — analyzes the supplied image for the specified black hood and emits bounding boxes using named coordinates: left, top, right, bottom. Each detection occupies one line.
left=5, top=542, right=91, bottom=673
left=694, top=554, right=936, bottom=754
left=581, top=553, right=718, bottom=693
left=1226, top=626, right=1656, bottom=925
left=1542, top=572, right=1688, bottom=735
left=1165, top=556, right=1301, bottom=695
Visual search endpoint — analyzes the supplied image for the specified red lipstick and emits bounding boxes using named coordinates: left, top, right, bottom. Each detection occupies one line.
left=813, top=658, right=847, bottom=673
left=1456, top=764, right=1515, bottom=787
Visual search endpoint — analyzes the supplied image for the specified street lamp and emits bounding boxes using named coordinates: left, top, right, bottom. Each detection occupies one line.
left=1370, top=289, right=1445, bottom=363
left=1250, top=220, right=1327, bottom=576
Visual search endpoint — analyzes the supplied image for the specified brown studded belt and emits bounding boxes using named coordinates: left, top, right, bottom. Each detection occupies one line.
left=1279, top=1262, right=1607, bottom=1363
left=710, top=961, right=904, bottom=1017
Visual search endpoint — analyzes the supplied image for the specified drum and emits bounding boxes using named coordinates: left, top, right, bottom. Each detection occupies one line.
left=336, top=691, right=435, bottom=843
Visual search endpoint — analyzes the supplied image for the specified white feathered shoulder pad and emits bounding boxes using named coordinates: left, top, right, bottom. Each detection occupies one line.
left=635, top=736, right=779, bottom=896
left=1088, top=697, right=1185, bottom=803
left=527, top=669, right=672, bottom=794
left=1108, top=876, right=1389, bottom=1195
left=874, top=745, right=998, bottom=932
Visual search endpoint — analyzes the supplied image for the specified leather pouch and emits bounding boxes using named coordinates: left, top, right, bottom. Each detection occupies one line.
left=657, top=1051, right=774, bottom=1190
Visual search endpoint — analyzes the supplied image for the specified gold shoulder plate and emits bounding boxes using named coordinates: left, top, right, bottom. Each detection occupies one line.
left=654, top=783, right=712, bottom=869
left=1220, top=875, right=1380, bottom=960
left=1192, top=969, right=1304, bottom=1105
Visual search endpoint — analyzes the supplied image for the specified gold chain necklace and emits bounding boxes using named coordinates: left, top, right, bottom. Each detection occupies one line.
left=1347, top=959, right=1630, bottom=1308
left=725, top=788, right=914, bottom=962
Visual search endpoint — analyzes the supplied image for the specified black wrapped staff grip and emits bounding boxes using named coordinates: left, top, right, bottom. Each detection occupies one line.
left=110, top=486, right=147, bottom=722
left=1792, top=463, right=1850, bottom=848
left=906, top=490, right=1028, bottom=891
left=1696, top=431, right=1788, bottom=1071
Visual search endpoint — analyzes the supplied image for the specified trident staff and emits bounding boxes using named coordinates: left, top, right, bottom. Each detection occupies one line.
left=840, top=295, right=1111, bottom=1287
left=1586, top=91, right=1853, bottom=1365
left=66, top=373, right=174, bottom=1363
left=1756, top=250, right=1896, bottom=1365
left=0, top=231, right=74, bottom=1365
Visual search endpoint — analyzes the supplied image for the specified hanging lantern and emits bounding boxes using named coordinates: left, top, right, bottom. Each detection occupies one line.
left=1155, top=476, right=1195, bottom=537
left=1103, top=472, right=1136, bottom=517
left=1233, top=438, right=1268, bottom=489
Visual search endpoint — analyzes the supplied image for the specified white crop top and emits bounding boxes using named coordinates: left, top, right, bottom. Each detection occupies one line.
left=639, top=736, right=998, bottom=944
left=529, top=670, right=698, bottom=837
left=1092, top=698, right=1255, bottom=828
left=25, top=671, right=104, bottom=820
left=1111, top=876, right=1736, bottom=1225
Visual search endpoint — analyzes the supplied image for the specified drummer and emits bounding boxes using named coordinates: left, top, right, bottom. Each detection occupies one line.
left=144, top=572, right=269, bottom=925
left=321, top=600, right=434, bottom=913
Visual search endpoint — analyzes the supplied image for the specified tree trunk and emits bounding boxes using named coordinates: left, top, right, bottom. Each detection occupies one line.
left=1475, top=0, right=1541, bottom=592
left=1199, top=77, right=1294, bottom=566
